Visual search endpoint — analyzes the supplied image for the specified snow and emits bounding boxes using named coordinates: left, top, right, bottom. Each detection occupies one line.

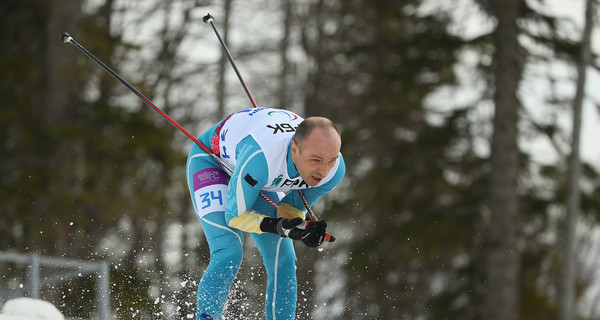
left=0, top=298, right=64, bottom=320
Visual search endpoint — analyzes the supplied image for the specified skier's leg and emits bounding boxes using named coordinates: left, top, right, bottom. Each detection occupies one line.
left=250, top=191, right=298, bottom=320
left=196, top=212, right=244, bottom=320
left=186, top=153, right=243, bottom=320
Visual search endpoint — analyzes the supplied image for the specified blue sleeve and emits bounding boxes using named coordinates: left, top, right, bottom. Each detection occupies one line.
left=281, top=154, right=346, bottom=209
left=223, top=136, right=270, bottom=222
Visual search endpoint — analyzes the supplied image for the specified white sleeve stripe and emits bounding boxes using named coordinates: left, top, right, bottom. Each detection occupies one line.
left=236, top=150, right=264, bottom=215
left=271, top=237, right=283, bottom=319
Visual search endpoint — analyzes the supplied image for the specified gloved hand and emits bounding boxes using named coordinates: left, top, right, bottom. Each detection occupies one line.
left=301, top=220, right=328, bottom=247
left=260, top=217, right=315, bottom=240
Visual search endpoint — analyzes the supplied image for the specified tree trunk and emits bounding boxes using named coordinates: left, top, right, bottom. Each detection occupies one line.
left=302, top=0, right=325, bottom=117
left=43, top=0, right=83, bottom=256
left=43, top=0, right=81, bottom=123
left=278, top=0, right=292, bottom=108
left=559, top=0, right=595, bottom=318
left=483, top=0, right=523, bottom=319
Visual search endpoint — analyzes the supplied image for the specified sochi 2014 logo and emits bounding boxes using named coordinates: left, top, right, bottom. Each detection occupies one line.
left=267, top=110, right=299, bottom=120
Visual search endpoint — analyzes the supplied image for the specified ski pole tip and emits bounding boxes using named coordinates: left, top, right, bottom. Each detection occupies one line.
left=202, top=13, right=214, bottom=24
left=326, top=234, right=335, bottom=243
left=61, top=32, right=72, bottom=44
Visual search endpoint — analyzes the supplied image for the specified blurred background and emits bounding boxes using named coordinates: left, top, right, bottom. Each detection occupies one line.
left=1, top=0, right=600, bottom=319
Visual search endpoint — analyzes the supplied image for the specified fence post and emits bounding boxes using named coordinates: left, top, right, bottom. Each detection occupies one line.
left=27, top=254, right=40, bottom=299
left=97, top=261, right=110, bottom=320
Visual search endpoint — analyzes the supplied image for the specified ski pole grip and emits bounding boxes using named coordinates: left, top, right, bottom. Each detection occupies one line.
left=296, top=221, right=335, bottom=243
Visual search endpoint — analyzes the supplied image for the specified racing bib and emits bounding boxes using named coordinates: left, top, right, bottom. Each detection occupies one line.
left=192, top=168, right=228, bottom=218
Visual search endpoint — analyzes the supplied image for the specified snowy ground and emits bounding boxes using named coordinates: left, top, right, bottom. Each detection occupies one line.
left=0, top=298, right=64, bottom=320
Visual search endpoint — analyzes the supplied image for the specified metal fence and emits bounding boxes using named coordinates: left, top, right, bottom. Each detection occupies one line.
left=0, top=252, right=110, bottom=319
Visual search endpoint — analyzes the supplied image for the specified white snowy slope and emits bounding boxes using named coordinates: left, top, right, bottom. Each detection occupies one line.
left=0, top=298, right=64, bottom=320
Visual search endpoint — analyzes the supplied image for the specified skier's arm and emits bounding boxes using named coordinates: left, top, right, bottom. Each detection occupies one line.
left=224, top=137, right=271, bottom=233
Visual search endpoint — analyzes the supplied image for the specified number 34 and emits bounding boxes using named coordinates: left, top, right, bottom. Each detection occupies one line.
left=199, top=190, right=224, bottom=209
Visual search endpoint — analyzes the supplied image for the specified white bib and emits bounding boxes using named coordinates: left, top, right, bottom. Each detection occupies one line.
left=217, top=108, right=339, bottom=192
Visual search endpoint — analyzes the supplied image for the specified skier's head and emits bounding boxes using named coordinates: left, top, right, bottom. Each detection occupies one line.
left=291, top=117, right=341, bottom=186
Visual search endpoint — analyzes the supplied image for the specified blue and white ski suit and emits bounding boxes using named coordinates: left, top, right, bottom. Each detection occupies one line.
left=186, top=108, right=345, bottom=320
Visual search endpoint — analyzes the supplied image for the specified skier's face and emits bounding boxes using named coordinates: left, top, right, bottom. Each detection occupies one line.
left=291, top=127, right=341, bottom=187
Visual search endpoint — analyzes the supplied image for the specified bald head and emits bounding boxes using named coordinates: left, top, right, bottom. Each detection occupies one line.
left=294, top=117, right=340, bottom=149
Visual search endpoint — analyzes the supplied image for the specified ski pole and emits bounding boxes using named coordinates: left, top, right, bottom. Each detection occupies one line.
left=202, top=15, right=334, bottom=241
left=203, top=14, right=259, bottom=109
left=60, top=33, right=225, bottom=167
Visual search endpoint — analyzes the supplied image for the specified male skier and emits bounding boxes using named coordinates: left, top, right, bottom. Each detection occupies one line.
left=186, top=107, right=345, bottom=320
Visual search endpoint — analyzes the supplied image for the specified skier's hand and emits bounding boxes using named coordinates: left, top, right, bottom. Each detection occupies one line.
left=277, top=217, right=315, bottom=240
left=261, top=217, right=314, bottom=240
left=301, top=220, right=329, bottom=248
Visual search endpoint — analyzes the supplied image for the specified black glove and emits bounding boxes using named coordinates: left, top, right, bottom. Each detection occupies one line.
left=301, top=220, right=328, bottom=248
left=260, top=217, right=314, bottom=240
